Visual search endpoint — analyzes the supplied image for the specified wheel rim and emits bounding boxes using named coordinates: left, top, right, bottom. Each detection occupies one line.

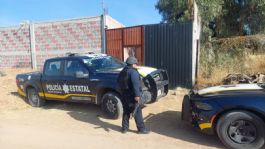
left=105, top=96, right=117, bottom=114
left=228, top=120, right=257, bottom=144
left=29, top=90, right=39, bottom=103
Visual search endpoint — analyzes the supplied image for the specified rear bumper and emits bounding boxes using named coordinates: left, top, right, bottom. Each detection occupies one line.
left=17, top=88, right=26, bottom=97
left=181, top=93, right=216, bottom=135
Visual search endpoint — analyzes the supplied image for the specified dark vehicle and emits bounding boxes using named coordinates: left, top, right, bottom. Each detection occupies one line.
left=16, top=53, right=168, bottom=119
left=182, top=84, right=265, bottom=149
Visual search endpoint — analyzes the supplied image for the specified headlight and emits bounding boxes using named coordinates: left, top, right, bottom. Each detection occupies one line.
left=194, top=102, right=212, bottom=111
left=153, top=73, right=160, bottom=81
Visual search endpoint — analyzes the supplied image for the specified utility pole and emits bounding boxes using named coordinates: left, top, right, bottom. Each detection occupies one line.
left=101, top=0, right=107, bottom=54
left=29, top=23, right=37, bottom=70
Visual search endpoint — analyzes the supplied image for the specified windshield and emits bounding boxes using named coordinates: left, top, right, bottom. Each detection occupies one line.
left=83, top=56, right=126, bottom=71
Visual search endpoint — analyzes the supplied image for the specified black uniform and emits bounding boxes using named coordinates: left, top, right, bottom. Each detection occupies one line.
left=118, top=65, right=145, bottom=131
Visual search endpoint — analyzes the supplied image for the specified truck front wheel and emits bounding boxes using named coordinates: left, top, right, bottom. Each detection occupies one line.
left=27, top=88, right=45, bottom=107
left=101, top=92, right=123, bottom=119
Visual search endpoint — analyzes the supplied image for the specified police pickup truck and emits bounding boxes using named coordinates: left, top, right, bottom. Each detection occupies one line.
left=16, top=53, right=168, bottom=119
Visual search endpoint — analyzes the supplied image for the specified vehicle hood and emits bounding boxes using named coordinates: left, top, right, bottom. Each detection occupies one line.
left=135, top=66, right=157, bottom=77
left=97, top=66, right=157, bottom=77
left=198, top=84, right=263, bottom=95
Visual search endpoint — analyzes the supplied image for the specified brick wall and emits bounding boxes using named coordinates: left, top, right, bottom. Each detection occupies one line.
left=0, top=26, right=31, bottom=68
left=0, top=15, right=123, bottom=69
left=34, top=16, right=102, bottom=69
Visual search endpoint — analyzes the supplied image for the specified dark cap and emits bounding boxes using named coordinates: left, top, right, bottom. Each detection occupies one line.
left=126, top=56, right=138, bottom=65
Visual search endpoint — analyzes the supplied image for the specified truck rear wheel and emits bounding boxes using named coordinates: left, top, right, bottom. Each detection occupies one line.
left=217, top=111, right=265, bottom=149
left=27, top=88, right=45, bottom=107
left=101, top=92, right=123, bottom=119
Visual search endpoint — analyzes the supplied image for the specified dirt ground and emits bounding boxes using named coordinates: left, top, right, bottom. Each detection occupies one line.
left=0, top=69, right=224, bottom=149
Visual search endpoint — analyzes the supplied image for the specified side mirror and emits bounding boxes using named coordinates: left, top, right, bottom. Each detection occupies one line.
left=75, top=71, right=89, bottom=79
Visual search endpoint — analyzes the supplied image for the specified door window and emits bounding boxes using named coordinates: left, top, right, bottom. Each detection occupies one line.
left=44, top=60, right=62, bottom=76
left=64, top=60, right=88, bottom=76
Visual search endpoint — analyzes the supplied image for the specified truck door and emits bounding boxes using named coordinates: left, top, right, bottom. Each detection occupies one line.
left=62, top=59, right=96, bottom=102
left=41, top=59, right=66, bottom=100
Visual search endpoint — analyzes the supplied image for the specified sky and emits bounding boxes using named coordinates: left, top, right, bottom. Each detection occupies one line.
left=0, top=0, right=162, bottom=27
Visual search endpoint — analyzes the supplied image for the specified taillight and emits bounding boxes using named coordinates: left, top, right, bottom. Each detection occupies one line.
left=16, top=79, right=19, bottom=86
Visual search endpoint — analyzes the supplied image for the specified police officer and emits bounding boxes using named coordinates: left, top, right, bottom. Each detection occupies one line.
left=117, top=56, right=150, bottom=134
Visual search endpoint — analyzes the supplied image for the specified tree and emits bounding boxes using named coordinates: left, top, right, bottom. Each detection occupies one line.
left=155, top=0, right=192, bottom=23
left=155, top=0, right=265, bottom=39
left=219, top=0, right=265, bottom=37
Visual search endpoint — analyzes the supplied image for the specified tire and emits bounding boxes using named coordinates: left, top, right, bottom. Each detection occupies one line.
left=181, top=95, right=191, bottom=121
left=216, top=110, right=265, bottom=149
left=101, top=92, right=123, bottom=119
left=27, top=88, right=45, bottom=107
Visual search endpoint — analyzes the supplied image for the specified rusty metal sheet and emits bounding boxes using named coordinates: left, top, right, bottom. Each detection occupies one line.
left=106, top=26, right=144, bottom=64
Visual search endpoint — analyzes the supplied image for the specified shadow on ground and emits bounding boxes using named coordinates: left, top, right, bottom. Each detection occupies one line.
left=38, top=100, right=225, bottom=148
left=10, top=91, right=28, bottom=103
left=144, top=111, right=224, bottom=148
left=43, top=100, right=122, bottom=133
left=13, top=91, right=224, bottom=148
left=11, top=91, right=23, bottom=97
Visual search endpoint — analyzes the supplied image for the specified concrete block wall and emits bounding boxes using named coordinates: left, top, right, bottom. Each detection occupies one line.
left=0, top=15, right=124, bottom=69
left=0, top=26, right=31, bottom=68
left=34, top=16, right=102, bottom=69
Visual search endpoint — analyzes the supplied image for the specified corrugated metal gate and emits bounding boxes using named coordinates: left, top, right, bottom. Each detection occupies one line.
left=144, top=22, right=193, bottom=88
left=106, top=26, right=144, bottom=65
left=106, top=22, right=194, bottom=88
left=106, top=29, right=123, bottom=60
